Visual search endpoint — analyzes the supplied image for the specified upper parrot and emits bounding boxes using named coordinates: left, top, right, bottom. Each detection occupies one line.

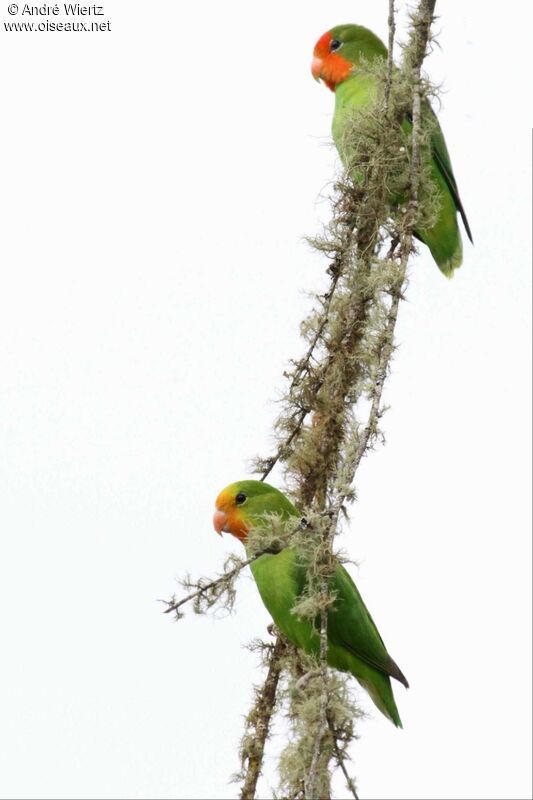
left=312, top=24, right=472, bottom=276
left=213, top=480, right=408, bottom=727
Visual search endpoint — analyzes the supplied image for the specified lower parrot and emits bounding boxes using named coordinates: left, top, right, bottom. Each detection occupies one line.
left=213, top=480, right=408, bottom=727
left=311, top=24, right=472, bottom=276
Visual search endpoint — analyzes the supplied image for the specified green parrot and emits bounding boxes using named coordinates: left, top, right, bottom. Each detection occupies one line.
left=213, top=480, right=408, bottom=727
left=311, top=24, right=472, bottom=276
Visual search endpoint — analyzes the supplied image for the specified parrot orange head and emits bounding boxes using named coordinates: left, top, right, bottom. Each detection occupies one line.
left=312, top=25, right=388, bottom=92
left=213, top=481, right=300, bottom=545
left=213, top=484, right=250, bottom=543
left=312, top=30, right=353, bottom=91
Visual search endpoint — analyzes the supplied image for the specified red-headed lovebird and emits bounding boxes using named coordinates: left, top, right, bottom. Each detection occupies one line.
left=312, top=24, right=472, bottom=276
left=213, top=480, right=408, bottom=727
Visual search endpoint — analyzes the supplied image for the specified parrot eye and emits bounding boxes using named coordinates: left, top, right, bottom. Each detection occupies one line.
left=235, top=492, right=247, bottom=505
left=330, top=38, right=342, bottom=52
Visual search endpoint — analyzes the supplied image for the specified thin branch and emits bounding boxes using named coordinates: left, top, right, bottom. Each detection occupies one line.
left=287, top=263, right=343, bottom=395
left=404, top=0, right=437, bottom=74
left=334, top=274, right=405, bottom=511
left=239, top=634, right=288, bottom=800
left=161, top=551, right=267, bottom=616
left=258, top=263, right=343, bottom=483
left=385, top=0, right=396, bottom=111
left=303, top=596, right=330, bottom=800
left=304, top=517, right=336, bottom=800
left=258, top=405, right=308, bottom=482
left=327, top=712, right=359, bottom=800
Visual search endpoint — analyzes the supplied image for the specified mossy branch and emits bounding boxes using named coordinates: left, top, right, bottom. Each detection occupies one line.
left=165, top=2, right=440, bottom=797
left=255, top=264, right=343, bottom=483
left=327, top=710, right=359, bottom=800
left=160, top=553, right=258, bottom=619
left=237, top=634, right=289, bottom=800
left=385, top=0, right=396, bottom=110
left=162, top=550, right=275, bottom=619
left=278, top=2, right=439, bottom=797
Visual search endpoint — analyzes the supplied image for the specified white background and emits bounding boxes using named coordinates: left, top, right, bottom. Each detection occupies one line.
left=0, top=2, right=531, bottom=798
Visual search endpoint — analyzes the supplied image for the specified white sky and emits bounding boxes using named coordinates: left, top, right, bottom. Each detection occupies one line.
left=0, top=2, right=531, bottom=798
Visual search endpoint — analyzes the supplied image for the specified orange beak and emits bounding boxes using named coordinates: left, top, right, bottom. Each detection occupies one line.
left=311, top=55, right=323, bottom=81
left=213, top=509, right=227, bottom=536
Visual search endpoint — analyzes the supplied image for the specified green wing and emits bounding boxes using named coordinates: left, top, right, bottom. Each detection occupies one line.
left=252, top=551, right=407, bottom=687
left=328, top=564, right=409, bottom=687
left=410, top=105, right=473, bottom=244
left=251, top=549, right=318, bottom=653
left=250, top=549, right=407, bottom=726
left=333, top=71, right=471, bottom=275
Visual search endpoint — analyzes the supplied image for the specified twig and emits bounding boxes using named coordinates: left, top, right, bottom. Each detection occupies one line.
left=259, top=406, right=308, bottom=482
left=161, top=551, right=266, bottom=616
left=288, top=264, right=343, bottom=395
left=303, top=582, right=331, bottom=800
left=327, top=712, right=359, bottom=800
left=304, top=514, right=338, bottom=800
left=259, top=263, right=343, bottom=483
left=385, top=0, right=396, bottom=111
left=240, top=634, right=288, bottom=799
left=338, top=274, right=405, bottom=504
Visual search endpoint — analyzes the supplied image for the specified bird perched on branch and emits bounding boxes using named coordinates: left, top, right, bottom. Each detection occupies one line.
left=312, top=24, right=472, bottom=276
left=213, top=480, right=408, bottom=727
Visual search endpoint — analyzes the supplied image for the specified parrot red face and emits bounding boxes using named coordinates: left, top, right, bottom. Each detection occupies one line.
left=312, top=30, right=353, bottom=91
left=213, top=487, right=250, bottom=543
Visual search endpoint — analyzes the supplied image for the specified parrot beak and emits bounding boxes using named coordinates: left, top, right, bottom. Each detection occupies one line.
left=213, top=509, right=228, bottom=536
left=311, top=56, right=323, bottom=82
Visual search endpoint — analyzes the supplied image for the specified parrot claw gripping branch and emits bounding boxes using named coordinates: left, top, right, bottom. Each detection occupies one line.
left=163, top=2, right=467, bottom=798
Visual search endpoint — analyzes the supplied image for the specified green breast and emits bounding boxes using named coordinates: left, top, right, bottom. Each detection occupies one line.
left=332, top=73, right=379, bottom=160
left=250, top=549, right=319, bottom=654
